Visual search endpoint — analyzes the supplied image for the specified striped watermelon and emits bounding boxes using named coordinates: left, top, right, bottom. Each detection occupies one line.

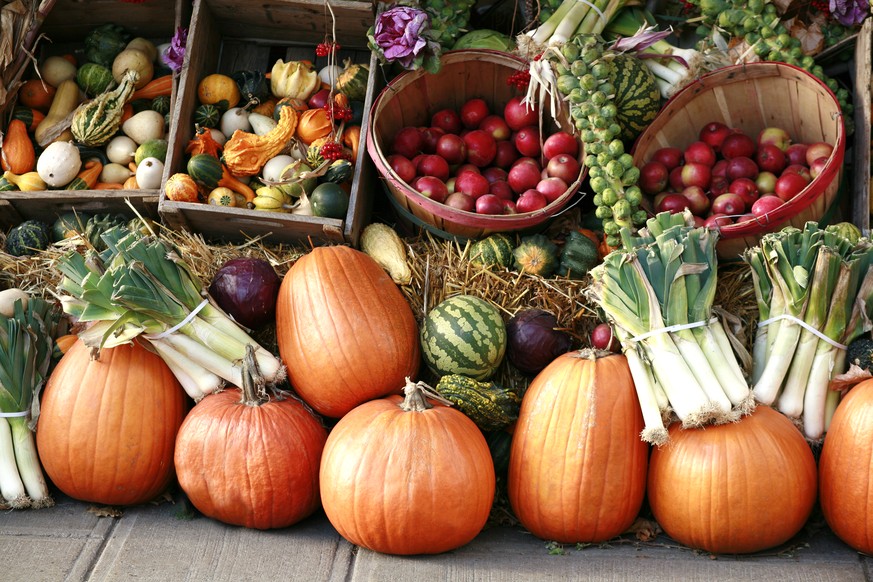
left=470, top=234, right=514, bottom=269
left=612, top=54, right=661, bottom=142
left=421, top=295, right=507, bottom=380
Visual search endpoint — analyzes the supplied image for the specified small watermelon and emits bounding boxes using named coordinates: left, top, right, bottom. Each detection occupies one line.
left=5, top=220, right=50, bottom=256
left=612, top=54, right=661, bottom=143
left=470, top=234, right=514, bottom=269
left=420, top=295, right=507, bottom=380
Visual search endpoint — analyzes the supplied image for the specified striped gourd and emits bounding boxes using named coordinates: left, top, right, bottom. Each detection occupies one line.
left=71, top=69, right=140, bottom=147
left=336, top=63, right=370, bottom=102
left=421, top=295, right=507, bottom=380
left=612, top=54, right=661, bottom=142
left=470, top=234, right=514, bottom=269
left=186, top=153, right=222, bottom=189
left=434, top=374, right=521, bottom=431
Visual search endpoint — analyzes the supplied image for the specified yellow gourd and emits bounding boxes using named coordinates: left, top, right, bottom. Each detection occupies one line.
left=3, top=170, right=47, bottom=191
left=34, top=79, right=80, bottom=146
left=222, top=106, right=298, bottom=177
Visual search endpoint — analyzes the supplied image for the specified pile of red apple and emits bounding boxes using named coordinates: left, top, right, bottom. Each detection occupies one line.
left=640, top=121, right=835, bottom=229
left=383, top=96, right=582, bottom=215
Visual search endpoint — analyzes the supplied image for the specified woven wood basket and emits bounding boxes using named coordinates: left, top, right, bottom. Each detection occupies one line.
left=367, top=49, right=586, bottom=241
left=632, top=62, right=846, bottom=259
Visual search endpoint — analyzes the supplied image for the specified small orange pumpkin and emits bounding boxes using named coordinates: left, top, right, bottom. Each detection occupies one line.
left=197, top=73, right=240, bottom=109
left=1, top=119, right=36, bottom=173
left=18, top=79, right=56, bottom=111
left=296, top=107, right=333, bottom=145
left=164, top=172, right=201, bottom=203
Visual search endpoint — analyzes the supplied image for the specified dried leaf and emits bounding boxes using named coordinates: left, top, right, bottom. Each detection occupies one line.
left=790, top=20, right=825, bottom=55
left=149, top=491, right=174, bottom=506
left=87, top=505, right=123, bottom=518
left=624, top=517, right=662, bottom=542
left=830, top=363, right=872, bottom=395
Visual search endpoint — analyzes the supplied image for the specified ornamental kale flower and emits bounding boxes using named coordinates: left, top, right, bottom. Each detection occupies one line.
left=829, top=0, right=869, bottom=27
left=161, top=27, right=188, bottom=73
left=368, top=6, right=442, bottom=73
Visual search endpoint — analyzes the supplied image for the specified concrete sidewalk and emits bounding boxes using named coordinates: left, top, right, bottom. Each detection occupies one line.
left=2, top=491, right=870, bottom=582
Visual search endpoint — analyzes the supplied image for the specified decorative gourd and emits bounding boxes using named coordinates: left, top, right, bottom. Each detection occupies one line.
left=231, top=69, right=269, bottom=106
left=309, top=182, right=349, bottom=218
left=34, top=79, right=80, bottom=146
left=75, top=143, right=111, bottom=166
left=434, top=374, right=521, bottom=431
left=819, top=379, right=873, bottom=553
left=193, top=104, right=221, bottom=128
left=4, top=219, right=50, bottom=256
left=470, top=233, right=514, bottom=268
left=219, top=107, right=252, bottom=136
left=248, top=112, right=277, bottom=136
left=18, top=79, right=56, bottom=112
left=360, top=222, right=412, bottom=285
left=319, top=379, right=495, bottom=555
left=558, top=230, right=600, bottom=279
left=71, top=69, right=139, bottom=147
left=1, top=119, right=36, bottom=174
left=198, top=73, right=240, bottom=109
left=187, top=153, right=223, bottom=188
left=322, top=158, right=353, bottom=184
left=272, top=97, right=308, bottom=121
left=52, top=211, right=92, bottom=241
left=275, top=246, right=421, bottom=418
left=341, top=124, right=361, bottom=161
left=135, top=138, right=168, bottom=164
left=336, top=62, right=370, bottom=102
left=112, top=48, right=153, bottom=89
left=222, top=106, right=298, bottom=176
left=11, top=106, right=46, bottom=132
left=64, top=160, right=103, bottom=190
left=164, top=172, right=201, bottom=203
left=100, top=162, right=133, bottom=184
left=40, top=55, right=77, bottom=87
left=296, top=108, right=332, bottom=145
left=151, top=95, right=171, bottom=116
left=122, top=110, right=165, bottom=144
left=2, top=170, right=46, bottom=191
left=36, top=141, right=81, bottom=187
left=84, top=23, right=131, bottom=67
left=130, top=74, right=173, bottom=102
left=648, top=405, right=817, bottom=554
left=36, top=339, right=187, bottom=506
left=252, top=98, right=276, bottom=117
left=135, top=157, right=164, bottom=189
left=218, top=164, right=255, bottom=203
left=207, top=187, right=236, bottom=206
left=174, top=356, right=327, bottom=530
left=513, top=234, right=559, bottom=277
left=485, top=429, right=513, bottom=477
left=125, top=37, right=157, bottom=62
left=185, top=126, right=222, bottom=158
left=270, top=59, right=319, bottom=100
left=54, top=334, right=78, bottom=355
left=76, top=63, right=116, bottom=97
left=420, top=295, right=507, bottom=380
left=0, top=175, right=19, bottom=191
left=508, top=350, right=648, bottom=543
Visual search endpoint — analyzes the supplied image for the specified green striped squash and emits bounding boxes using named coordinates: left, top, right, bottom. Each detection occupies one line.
left=193, top=104, right=220, bottom=128
left=434, top=374, right=520, bottom=431
left=336, top=63, right=370, bottom=102
left=71, top=69, right=139, bottom=147
left=186, top=153, right=222, bottom=189
left=470, top=234, right=514, bottom=269
left=421, top=295, right=507, bottom=380
left=612, top=54, right=661, bottom=143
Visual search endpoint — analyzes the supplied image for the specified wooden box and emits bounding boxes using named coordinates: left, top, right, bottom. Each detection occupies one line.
left=159, top=0, right=378, bottom=246
left=0, top=0, right=188, bottom=231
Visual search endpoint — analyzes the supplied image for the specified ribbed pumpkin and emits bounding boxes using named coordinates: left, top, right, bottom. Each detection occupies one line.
left=320, top=379, right=495, bottom=554
left=819, top=380, right=873, bottom=553
left=508, top=350, right=647, bottom=543
left=275, top=246, right=420, bottom=418
left=174, top=368, right=327, bottom=530
left=648, top=405, right=817, bottom=554
left=36, top=339, right=187, bottom=506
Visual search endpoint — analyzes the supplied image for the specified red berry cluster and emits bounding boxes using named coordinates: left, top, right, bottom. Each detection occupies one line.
left=315, top=42, right=340, bottom=57
left=810, top=0, right=830, bottom=13
left=507, top=70, right=531, bottom=91
left=323, top=102, right=354, bottom=122
left=679, top=0, right=696, bottom=14
left=320, top=141, right=350, bottom=161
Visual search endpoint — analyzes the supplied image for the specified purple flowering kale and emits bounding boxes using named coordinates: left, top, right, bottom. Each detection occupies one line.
left=161, top=27, right=188, bottom=72
left=829, top=0, right=869, bottom=27
left=368, top=5, right=442, bottom=73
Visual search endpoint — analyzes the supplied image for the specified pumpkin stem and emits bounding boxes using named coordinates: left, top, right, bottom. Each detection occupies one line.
left=399, top=377, right=454, bottom=412
left=239, top=344, right=268, bottom=406
left=572, top=347, right=613, bottom=360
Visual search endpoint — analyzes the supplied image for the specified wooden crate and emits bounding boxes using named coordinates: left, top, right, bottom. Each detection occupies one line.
left=0, top=0, right=189, bottom=231
left=159, top=0, right=378, bottom=246
left=850, top=18, right=872, bottom=234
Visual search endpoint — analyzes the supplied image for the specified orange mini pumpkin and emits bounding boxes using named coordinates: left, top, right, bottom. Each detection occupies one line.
left=197, top=73, right=240, bottom=109
left=164, top=172, right=201, bottom=203
left=296, top=107, right=333, bottom=145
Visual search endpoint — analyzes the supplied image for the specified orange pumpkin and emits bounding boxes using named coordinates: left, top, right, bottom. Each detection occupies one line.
left=164, top=172, right=201, bottom=203
left=36, top=339, right=187, bottom=506
left=18, top=79, right=56, bottom=111
left=174, top=380, right=327, bottom=530
left=296, top=107, right=333, bottom=144
left=275, top=246, right=420, bottom=418
left=0, top=119, right=35, bottom=173
left=508, top=350, right=648, bottom=543
left=197, top=73, right=240, bottom=109
left=819, top=379, right=873, bottom=553
left=319, top=379, right=495, bottom=554
left=648, top=405, right=817, bottom=554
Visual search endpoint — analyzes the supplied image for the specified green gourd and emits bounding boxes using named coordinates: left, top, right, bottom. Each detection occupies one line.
left=513, top=234, right=559, bottom=277
left=434, top=374, right=521, bottom=431
left=558, top=230, right=600, bottom=279
left=71, top=69, right=140, bottom=146
left=470, top=234, right=514, bottom=269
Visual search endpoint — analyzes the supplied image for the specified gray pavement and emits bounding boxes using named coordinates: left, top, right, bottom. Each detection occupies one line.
left=2, top=491, right=872, bottom=581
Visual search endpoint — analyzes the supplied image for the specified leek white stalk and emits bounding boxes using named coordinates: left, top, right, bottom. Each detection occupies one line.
left=552, top=1, right=591, bottom=44
left=614, top=327, right=668, bottom=445
left=8, top=417, right=51, bottom=508
left=0, top=418, right=28, bottom=509
left=148, top=339, right=221, bottom=400
left=527, top=0, right=577, bottom=46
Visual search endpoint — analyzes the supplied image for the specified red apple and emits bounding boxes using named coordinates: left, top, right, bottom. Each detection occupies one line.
left=721, top=132, right=757, bottom=159
left=805, top=142, right=834, bottom=166
left=416, top=154, right=450, bottom=181
left=756, top=144, right=787, bottom=175
left=809, top=156, right=829, bottom=179
left=463, top=129, right=498, bottom=167
left=651, top=147, right=684, bottom=171
left=431, top=109, right=462, bottom=134
left=456, top=163, right=480, bottom=176
left=536, top=176, right=569, bottom=203
left=479, top=115, right=512, bottom=141
left=460, top=98, right=490, bottom=129
left=681, top=185, right=710, bottom=216
left=704, top=214, right=734, bottom=229
left=699, top=122, right=734, bottom=153
left=782, top=164, right=812, bottom=182
left=711, top=192, right=746, bottom=215
left=755, top=171, right=778, bottom=194
left=413, top=176, right=449, bottom=203
left=656, top=193, right=691, bottom=214
left=387, top=154, right=416, bottom=184
left=475, top=193, right=505, bottom=215
left=420, top=126, right=445, bottom=153
left=513, top=126, right=541, bottom=158
left=482, top=167, right=508, bottom=183
left=669, top=166, right=684, bottom=191
left=444, top=191, right=475, bottom=212
left=494, top=140, right=520, bottom=169
left=684, top=141, right=717, bottom=167
left=726, top=156, right=759, bottom=181
left=489, top=179, right=514, bottom=201
left=712, top=159, right=728, bottom=178
left=502, top=199, right=517, bottom=214
left=392, top=126, right=424, bottom=159
left=446, top=177, right=456, bottom=194
left=546, top=154, right=581, bottom=184
left=735, top=213, right=757, bottom=224
left=681, top=162, right=712, bottom=189
left=709, top=175, right=730, bottom=198
left=455, top=171, right=491, bottom=199
left=785, top=143, right=809, bottom=166
left=640, top=161, right=669, bottom=195
left=728, top=177, right=760, bottom=208
left=515, top=189, right=548, bottom=213
left=508, top=158, right=542, bottom=194
left=504, top=97, right=538, bottom=131
left=758, top=127, right=792, bottom=151
left=775, top=172, right=810, bottom=201
left=435, top=133, right=467, bottom=165
left=752, top=195, right=785, bottom=217
left=542, top=131, right=579, bottom=160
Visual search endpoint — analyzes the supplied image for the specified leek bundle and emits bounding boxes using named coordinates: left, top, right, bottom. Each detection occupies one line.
left=744, top=224, right=873, bottom=440
left=56, top=228, right=285, bottom=401
left=520, top=0, right=628, bottom=53
left=588, top=211, right=753, bottom=445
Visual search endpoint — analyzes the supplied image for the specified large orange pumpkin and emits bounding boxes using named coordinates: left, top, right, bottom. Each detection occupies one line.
left=319, top=379, right=495, bottom=554
left=507, top=350, right=648, bottom=543
left=174, top=383, right=327, bottom=530
left=819, top=379, right=873, bottom=553
left=275, top=245, right=420, bottom=418
left=36, top=340, right=187, bottom=505
left=648, top=405, right=817, bottom=554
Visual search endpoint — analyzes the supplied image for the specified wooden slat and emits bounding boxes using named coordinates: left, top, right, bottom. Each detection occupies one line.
left=38, top=0, right=178, bottom=43
left=852, top=19, right=872, bottom=234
